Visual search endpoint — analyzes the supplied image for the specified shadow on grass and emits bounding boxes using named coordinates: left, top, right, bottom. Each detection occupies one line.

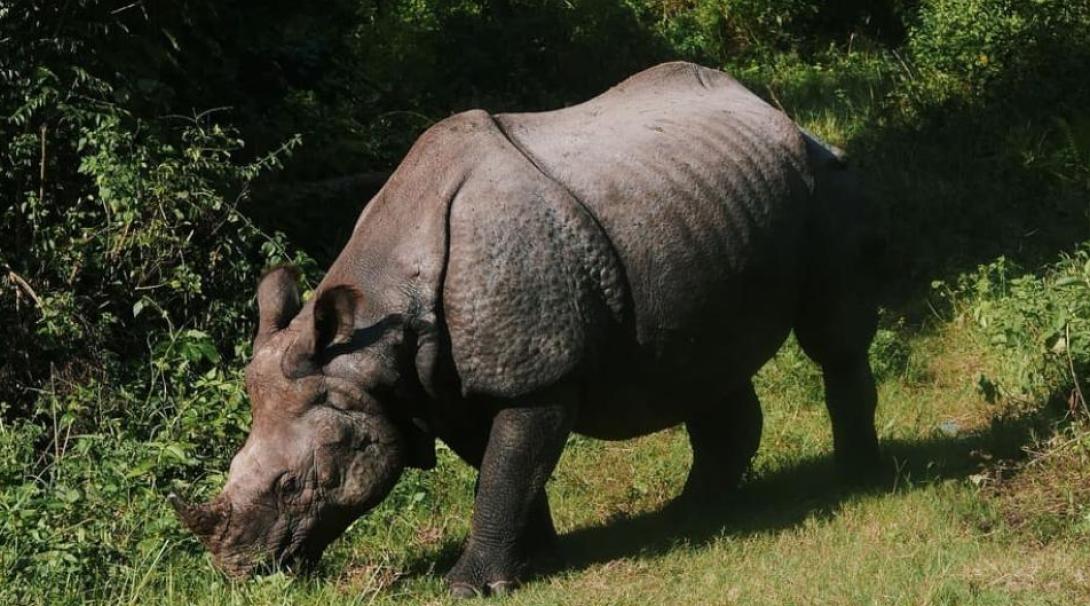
left=552, top=408, right=1062, bottom=576
left=388, top=400, right=1065, bottom=583
left=548, top=410, right=1058, bottom=575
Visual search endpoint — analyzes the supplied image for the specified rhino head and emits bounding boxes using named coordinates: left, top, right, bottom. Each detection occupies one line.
left=171, top=267, right=434, bottom=575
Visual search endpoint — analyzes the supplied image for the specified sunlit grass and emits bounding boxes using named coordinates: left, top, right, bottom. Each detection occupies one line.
left=84, top=317, right=1090, bottom=606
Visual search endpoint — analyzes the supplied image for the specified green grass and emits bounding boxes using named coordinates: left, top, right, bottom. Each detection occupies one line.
left=57, top=323, right=1088, bottom=606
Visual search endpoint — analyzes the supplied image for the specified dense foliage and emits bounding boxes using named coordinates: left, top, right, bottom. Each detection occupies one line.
left=1, top=0, right=1088, bottom=602
left=950, top=247, right=1090, bottom=410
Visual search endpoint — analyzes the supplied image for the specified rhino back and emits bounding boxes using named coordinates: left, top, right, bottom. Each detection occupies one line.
left=493, top=63, right=813, bottom=385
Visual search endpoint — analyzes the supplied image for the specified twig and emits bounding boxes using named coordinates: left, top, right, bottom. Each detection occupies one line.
left=1065, top=323, right=1088, bottom=419
left=161, top=106, right=233, bottom=124
left=925, top=297, right=947, bottom=323
left=7, top=270, right=42, bottom=307
left=110, top=1, right=144, bottom=15
left=765, top=84, right=787, bottom=114
left=891, top=49, right=917, bottom=82
left=39, top=123, right=47, bottom=204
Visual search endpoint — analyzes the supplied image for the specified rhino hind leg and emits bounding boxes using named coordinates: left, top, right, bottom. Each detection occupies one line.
left=445, top=383, right=575, bottom=598
left=818, top=354, right=883, bottom=483
left=678, top=380, right=763, bottom=506
left=794, top=291, right=883, bottom=483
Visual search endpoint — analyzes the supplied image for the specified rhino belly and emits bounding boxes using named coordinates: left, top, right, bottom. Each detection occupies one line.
left=571, top=262, right=799, bottom=440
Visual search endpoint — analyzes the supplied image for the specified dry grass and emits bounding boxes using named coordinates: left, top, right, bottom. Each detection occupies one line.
left=985, top=428, right=1090, bottom=542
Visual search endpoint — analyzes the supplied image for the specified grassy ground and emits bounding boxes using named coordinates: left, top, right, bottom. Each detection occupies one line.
left=93, top=322, right=1089, bottom=606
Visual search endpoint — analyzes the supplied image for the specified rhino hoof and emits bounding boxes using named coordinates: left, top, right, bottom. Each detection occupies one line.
left=450, top=583, right=483, bottom=599
left=449, top=579, right=519, bottom=599
left=487, top=580, right=518, bottom=596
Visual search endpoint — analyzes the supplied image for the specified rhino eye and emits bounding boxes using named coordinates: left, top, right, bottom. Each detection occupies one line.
left=278, top=474, right=299, bottom=495
left=324, top=389, right=377, bottom=413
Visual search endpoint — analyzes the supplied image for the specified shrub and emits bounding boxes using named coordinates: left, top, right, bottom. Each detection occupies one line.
left=0, top=4, right=315, bottom=597
left=906, top=0, right=1090, bottom=106
left=949, top=249, right=1090, bottom=407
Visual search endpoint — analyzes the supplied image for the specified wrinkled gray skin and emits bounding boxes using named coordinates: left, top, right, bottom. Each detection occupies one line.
left=173, top=62, right=883, bottom=596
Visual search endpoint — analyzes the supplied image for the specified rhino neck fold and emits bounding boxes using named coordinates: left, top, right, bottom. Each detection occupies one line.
left=318, top=112, right=509, bottom=326
left=313, top=112, right=520, bottom=428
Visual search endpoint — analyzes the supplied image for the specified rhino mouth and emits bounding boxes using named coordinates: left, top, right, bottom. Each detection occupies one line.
left=211, top=530, right=323, bottom=577
left=263, top=511, right=345, bottom=576
left=171, top=491, right=322, bottom=577
left=271, top=536, right=323, bottom=575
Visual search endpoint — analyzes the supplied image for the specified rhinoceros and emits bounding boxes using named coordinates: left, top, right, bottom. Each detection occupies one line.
left=171, top=61, right=883, bottom=597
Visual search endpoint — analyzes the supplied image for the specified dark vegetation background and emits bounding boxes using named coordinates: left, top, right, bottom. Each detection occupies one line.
left=1, top=0, right=1089, bottom=601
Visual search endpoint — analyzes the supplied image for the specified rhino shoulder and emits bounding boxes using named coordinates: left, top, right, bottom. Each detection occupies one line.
left=441, top=116, right=627, bottom=399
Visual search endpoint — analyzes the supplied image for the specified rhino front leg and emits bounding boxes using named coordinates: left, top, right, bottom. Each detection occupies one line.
left=446, top=384, right=575, bottom=598
left=443, top=415, right=559, bottom=559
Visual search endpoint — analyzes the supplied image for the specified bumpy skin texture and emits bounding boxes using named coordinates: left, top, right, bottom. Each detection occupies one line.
left=347, top=63, right=876, bottom=595
left=179, top=62, right=882, bottom=597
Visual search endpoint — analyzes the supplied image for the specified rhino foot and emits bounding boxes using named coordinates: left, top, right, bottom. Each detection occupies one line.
left=445, top=542, right=525, bottom=599
left=836, top=448, right=891, bottom=488
left=449, top=581, right=518, bottom=599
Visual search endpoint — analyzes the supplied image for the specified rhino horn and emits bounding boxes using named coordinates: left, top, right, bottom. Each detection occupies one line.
left=169, top=493, right=230, bottom=544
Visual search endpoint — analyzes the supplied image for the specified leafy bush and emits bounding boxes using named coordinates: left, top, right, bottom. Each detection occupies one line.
left=907, top=0, right=1090, bottom=106
left=0, top=112, right=312, bottom=603
left=1, top=2, right=309, bottom=410
left=948, top=249, right=1090, bottom=407
left=945, top=247, right=1090, bottom=543
left=0, top=3, right=316, bottom=598
left=645, top=0, right=908, bottom=63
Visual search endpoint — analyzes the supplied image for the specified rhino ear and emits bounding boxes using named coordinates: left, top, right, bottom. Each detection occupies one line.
left=255, top=266, right=302, bottom=350
left=312, top=286, right=362, bottom=351
left=282, top=285, right=363, bottom=377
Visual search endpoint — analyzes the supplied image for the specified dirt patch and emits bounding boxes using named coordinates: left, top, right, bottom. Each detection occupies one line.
left=982, top=425, right=1090, bottom=542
